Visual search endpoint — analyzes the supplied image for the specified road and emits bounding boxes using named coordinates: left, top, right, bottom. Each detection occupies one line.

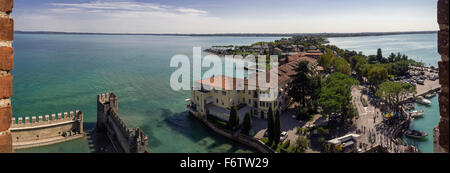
left=351, top=86, right=409, bottom=153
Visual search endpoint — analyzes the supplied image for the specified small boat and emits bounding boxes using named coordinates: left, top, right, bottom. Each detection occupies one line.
left=416, top=96, right=432, bottom=105
left=405, top=130, right=428, bottom=139
left=424, top=92, right=436, bottom=99
left=404, top=103, right=415, bottom=110
left=185, top=99, right=191, bottom=102
left=410, top=110, right=424, bottom=118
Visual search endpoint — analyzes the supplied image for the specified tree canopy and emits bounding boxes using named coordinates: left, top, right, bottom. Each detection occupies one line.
left=376, top=81, right=416, bottom=112
left=319, top=73, right=359, bottom=119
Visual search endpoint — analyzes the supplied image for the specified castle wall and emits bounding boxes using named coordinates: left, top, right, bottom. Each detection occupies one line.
left=10, top=110, right=84, bottom=149
left=0, top=0, right=13, bottom=153
left=97, top=92, right=148, bottom=153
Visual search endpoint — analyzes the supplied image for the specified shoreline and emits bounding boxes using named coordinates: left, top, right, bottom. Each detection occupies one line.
left=15, top=31, right=437, bottom=38
left=189, top=110, right=275, bottom=153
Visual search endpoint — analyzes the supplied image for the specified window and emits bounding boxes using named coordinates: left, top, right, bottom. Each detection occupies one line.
left=243, top=98, right=245, bottom=102
left=248, top=100, right=251, bottom=105
left=222, top=100, right=224, bottom=105
left=214, top=90, right=218, bottom=94
left=216, top=99, right=219, bottom=104
left=222, top=91, right=226, bottom=96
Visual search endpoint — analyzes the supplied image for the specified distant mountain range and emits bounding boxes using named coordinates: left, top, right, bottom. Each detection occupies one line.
left=14, top=30, right=437, bottom=37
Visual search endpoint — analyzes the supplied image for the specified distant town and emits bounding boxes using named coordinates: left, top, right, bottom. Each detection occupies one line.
left=14, top=30, right=437, bottom=37
left=189, top=36, right=441, bottom=153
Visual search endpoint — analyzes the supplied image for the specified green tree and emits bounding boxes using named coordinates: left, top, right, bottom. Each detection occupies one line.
left=310, top=75, right=322, bottom=111
left=267, top=107, right=274, bottom=145
left=241, top=112, right=252, bottom=135
left=274, top=110, right=281, bottom=145
left=228, top=106, right=239, bottom=132
left=292, top=135, right=310, bottom=153
left=333, top=57, right=351, bottom=75
left=376, top=48, right=383, bottom=62
left=319, top=73, right=358, bottom=120
left=350, top=55, right=368, bottom=76
left=288, top=61, right=312, bottom=107
left=368, top=66, right=388, bottom=88
left=318, top=50, right=336, bottom=70
left=376, top=81, right=416, bottom=112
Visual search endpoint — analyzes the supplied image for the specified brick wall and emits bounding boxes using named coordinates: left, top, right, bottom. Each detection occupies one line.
left=435, top=0, right=449, bottom=153
left=0, top=0, right=13, bottom=153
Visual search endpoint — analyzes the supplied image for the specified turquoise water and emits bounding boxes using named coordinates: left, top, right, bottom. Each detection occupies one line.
left=328, top=33, right=440, bottom=67
left=328, top=33, right=441, bottom=153
left=405, top=96, right=440, bottom=153
left=12, top=34, right=283, bottom=153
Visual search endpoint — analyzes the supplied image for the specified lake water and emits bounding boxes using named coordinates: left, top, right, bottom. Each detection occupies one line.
left=12, top=33, right=441, bottom=153
left=329, top=33, right=441, bottom=153
left=12, top=34, right=283, bottom=153
left=328, top=33, right=440, bottom=67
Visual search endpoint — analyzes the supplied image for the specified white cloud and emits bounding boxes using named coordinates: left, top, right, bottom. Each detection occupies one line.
left=176, top=8, right=208, bottom=16
left=12, top=0, right=438, bottom=33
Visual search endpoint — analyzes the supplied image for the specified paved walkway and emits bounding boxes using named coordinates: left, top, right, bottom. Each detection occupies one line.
left=351, top=86, right=408, bottom=153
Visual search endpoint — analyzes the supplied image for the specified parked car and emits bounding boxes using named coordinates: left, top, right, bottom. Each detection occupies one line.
left=280, top=132, right=288, bottom=142
left=417, top=80, right=424, bottom=85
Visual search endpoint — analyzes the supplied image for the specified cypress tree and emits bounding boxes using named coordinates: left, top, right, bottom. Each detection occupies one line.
left=229, top=106, right=238, bottom=132
left=242, top=112, right=252, bottom=135
left=267, top=107, right=274, bottom=145
left=274, top=109, right=281, bottom=145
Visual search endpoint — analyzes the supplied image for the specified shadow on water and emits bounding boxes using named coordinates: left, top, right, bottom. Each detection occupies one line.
left=162, top=108, right=257, bottom=153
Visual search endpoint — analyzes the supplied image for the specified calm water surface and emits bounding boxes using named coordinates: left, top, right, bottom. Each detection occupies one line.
left=12, top=34, right=283, bottom=153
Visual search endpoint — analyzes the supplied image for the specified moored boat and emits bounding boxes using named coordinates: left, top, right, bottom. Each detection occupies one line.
left=410, top=110, right=424, bottom=118
left=404, top=103, right=415, bottom=111
left=416, top=96, right=432, bottom=105
left=424, top=92, right=436, bottom=99
left=405, top=129, right=427, bottom=139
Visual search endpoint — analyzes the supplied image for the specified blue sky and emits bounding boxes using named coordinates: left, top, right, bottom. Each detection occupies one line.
left=12, top=0, right=438, bottom=33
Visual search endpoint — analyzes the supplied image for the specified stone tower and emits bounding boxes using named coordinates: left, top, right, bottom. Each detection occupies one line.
left=97, top=92, right=118, bottom=130
left=97, top=92, right=148, bottom=153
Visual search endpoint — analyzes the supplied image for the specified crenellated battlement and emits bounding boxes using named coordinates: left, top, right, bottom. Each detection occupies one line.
left=11, top=110, right=83, bottom=129
left=97, top=92, right=148, bottom=153
left=97, top=92, right=118, bottom=105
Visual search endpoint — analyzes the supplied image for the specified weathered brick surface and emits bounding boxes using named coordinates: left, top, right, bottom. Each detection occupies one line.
left=437, top=0, right=449, bottom=153
left=0, top=106, right=11, bottom=132
left=438, top=0, right=449, bottom=26
left=0, top=0, right=13, bottom=13
left=439, top=61, right=449, bottom=85
left=0, top=74, right=12, bottom=99
left=0, top=47, right=13, bottom=71
left=0, top=18, right=13, bottom=41
left=0, top=131, right=12, bottom=153
left=438, top=31, right=449, bottom=58
left=439, top=118, right=449, bottom=152
left=439, top=91, right=449, bottom=118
